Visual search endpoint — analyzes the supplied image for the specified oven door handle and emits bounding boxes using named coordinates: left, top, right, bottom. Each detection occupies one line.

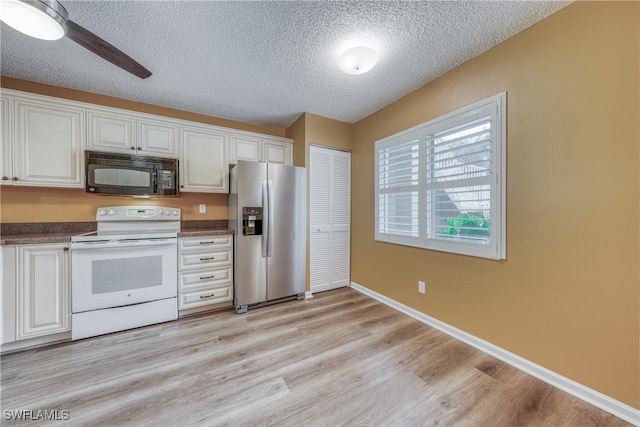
left=71, top=239, right=176, bottom=250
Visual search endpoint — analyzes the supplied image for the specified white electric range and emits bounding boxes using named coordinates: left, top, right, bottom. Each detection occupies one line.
left=70, top=206, right=181, bottom=340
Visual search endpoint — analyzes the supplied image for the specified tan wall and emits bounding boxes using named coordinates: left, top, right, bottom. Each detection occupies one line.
left=285, top=114, right=306, bottom=167
left=0, top=186, right=228, bottom=222
left=351, top=1, right=639, bottom=408
left=286, top=112, right=352, bottom=291
left=304, top=112, right=352, bottom=152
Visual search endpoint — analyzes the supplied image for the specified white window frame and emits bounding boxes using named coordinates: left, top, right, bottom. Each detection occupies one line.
left=374, top=92, right=506, bottom=260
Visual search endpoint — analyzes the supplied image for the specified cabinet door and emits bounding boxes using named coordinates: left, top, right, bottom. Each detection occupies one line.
left=138, top=119, right=179, bottom=158
left=229, top=134, right=260, bottom=164
left=16, top=244, right=70, bottom=340
left=87, top=110, right=136, bottom=154
left=180, top=127, right=228, bottom=193
left=0, top=95, right=12, bottom=185
left=14, top=100, right=84, bottom=187
left=263, top=139, right=292, bottom=165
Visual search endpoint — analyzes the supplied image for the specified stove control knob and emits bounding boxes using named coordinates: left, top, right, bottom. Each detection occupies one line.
left=98, top=209, right=106, bottom=216
left=164, top=209, right=171, bottom=216
left=172, top=210, right=179, bottom=216
left=108, top=209, right=116, bottom=216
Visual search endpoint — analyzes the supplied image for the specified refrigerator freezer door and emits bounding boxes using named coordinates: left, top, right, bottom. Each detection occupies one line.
left=266, top=163, right=307, bottom=300
left=234, top=161, right=268, bottom=307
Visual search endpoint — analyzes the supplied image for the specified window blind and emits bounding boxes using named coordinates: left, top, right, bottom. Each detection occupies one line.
left=374, top=93, right=506, bottom=260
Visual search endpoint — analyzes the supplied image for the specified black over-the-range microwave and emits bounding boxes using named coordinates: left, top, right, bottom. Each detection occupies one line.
left=85, top=150, right=179, bottom=196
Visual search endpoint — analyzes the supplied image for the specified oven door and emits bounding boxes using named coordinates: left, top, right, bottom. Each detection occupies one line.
left=71, top=238, right=177, bottom=313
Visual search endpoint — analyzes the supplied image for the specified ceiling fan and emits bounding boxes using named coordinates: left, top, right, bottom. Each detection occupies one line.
left=0, top=0, right=152, bottom=79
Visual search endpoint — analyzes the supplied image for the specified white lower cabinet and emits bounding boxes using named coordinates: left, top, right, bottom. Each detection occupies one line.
left=178, top=235, right=233, bottom=312
left=2, top=243, right=71, bottom=346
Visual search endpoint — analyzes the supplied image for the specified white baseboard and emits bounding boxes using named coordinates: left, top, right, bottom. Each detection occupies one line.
left=349, top=281, right=640, bottom=426
left=305, top=291, right=314, bottom=299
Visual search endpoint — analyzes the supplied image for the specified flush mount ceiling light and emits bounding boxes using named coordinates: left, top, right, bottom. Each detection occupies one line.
left=338, top=46, right=378, bottom=75
left=0, top=0, right=152, bottom=78
left=0, top=0, right=67, bottom=40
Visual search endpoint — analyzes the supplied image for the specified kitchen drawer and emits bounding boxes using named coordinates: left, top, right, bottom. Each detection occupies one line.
left=178, top=235, right=232, bottom=251
left=179, top=284, right=232, bottom=309
left=179, top=266, right=232, bottom=291
left=178, top=248, right=232, bottom=271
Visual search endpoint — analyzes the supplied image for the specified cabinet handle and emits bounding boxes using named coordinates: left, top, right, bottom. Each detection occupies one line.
left=199, top=241, right=216, bottom=245
left=137, top=147, right=141, bottom=150
left=199, top=256, right=215, bottom=261
left=12, top=177, right=19, bottom=181
left=200, top=275, right=215, bottom=280
left=199, top=293, right=215, bottom=299
left=130, top=146, right=135, bottom=150
left=63, top=247, right=69, bottom=251
left=2, top=176, right=8, bottom=181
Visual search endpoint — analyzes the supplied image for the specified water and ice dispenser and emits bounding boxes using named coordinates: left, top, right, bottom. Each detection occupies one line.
left=242, top=207, right=263, bottom=235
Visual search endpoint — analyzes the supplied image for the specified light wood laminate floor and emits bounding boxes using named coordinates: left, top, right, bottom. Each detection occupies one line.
left=1, top=288, right=631, bottom=426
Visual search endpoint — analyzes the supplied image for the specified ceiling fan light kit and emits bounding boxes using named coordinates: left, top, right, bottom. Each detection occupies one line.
left=0, top=0, right=152, bottom=79
left=0, top=0, right=67, bottom=40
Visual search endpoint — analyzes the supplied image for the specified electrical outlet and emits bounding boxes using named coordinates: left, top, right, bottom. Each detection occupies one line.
left=418, top=280, right=426, bottom=294
left=199, top=204, right=206, bottom=213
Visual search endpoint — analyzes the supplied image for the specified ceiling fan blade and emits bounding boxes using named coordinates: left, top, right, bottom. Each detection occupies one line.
left=64, top=20, right=152, bottom=79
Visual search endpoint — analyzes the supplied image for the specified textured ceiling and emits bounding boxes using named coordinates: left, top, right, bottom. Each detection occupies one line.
left=0, top=1, right=569, bottom=129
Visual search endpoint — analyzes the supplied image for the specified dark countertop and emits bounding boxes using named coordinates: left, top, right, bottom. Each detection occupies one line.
left=1, top=222, right=96, bottom=246
left=1, top=220, right=232, bottom=245
left=178, top=229, right=233, bottom=238
left=1, top=233, right=81, bottom=246
left=177, top=220, right=232, bottom=237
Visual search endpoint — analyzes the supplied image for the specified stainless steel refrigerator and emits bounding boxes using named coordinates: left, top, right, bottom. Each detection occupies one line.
left=229, top=160, right=307, bottom=313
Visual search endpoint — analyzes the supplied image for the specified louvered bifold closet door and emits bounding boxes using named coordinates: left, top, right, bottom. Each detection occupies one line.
left=310, top=147, right=331, bottom=292
left=329, top=150, right=351, bottom=288
left=310, top=145, right=351, bottom=293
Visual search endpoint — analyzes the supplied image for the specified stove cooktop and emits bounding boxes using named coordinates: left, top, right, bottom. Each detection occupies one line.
left=72, top=206, right=182, bottom=242
left=71, top=230, right=178, bottom=242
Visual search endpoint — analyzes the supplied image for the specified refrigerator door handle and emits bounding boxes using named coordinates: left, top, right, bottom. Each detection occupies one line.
left=262, top=179, right=268, bottom=258
left=267, top=179, right=274, bottom=257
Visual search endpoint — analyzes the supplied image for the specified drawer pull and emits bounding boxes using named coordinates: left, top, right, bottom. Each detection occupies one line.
left=199, top=241, right=216, bottom=245
left=200, top=275, right=215, bottom=280
left=200, top=256, right=215, bottom=261
left=199, top=293, right=215, bottom=299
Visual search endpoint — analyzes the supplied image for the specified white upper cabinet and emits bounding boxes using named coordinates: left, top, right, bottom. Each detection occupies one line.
left=1, top=95, right=13, bottom=186
left=228, top=132, right=292, bottom=165
left=0, top=89, right=291, bottom=193
left=229, top=134, right=260, bottom=163
left=87, top=110, right=136, bottom=153
left=87, top=107, right=179, bottom=158
left=180, top=126, right=228, bottom=193
left=11, top=97, right=84, bottom=188
left=138, top=119, right=178, bottom=157
left=262, top=138, right=291, bottom=164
